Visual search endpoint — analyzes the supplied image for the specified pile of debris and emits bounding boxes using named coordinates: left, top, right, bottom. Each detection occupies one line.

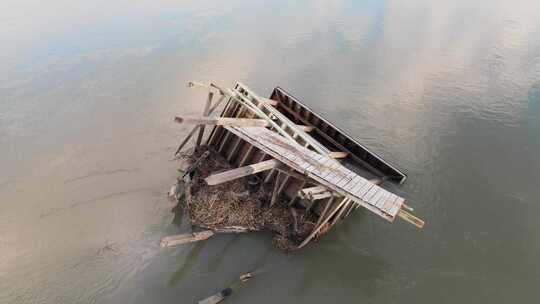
left=172, top=146, right=317, bottom=251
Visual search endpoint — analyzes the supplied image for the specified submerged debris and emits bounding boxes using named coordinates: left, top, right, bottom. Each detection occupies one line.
left=174, top=146, right=316, bottom=251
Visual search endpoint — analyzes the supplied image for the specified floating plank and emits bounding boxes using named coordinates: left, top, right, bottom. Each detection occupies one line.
left=175, top=116, right=270, bottom=127
left=160, top=230, right=214, bottom=247
left=205, top=159, right=280, bottom=185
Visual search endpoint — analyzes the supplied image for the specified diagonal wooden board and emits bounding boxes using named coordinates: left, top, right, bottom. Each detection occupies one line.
left=225, top=126, right=404, bottom=221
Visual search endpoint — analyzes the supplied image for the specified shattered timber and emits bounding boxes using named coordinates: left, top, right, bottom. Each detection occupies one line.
left=165, top=81, right=425, bottom=251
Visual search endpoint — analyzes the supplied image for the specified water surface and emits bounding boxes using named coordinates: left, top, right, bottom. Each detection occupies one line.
left=1, top=0, right=540, bottom=303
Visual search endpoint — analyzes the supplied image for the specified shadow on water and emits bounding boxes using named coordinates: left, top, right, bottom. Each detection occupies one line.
left=206, top=235, right=242, bottom=273
left=168, top=241, right=208, bottom=286
left=295, top=238, right=391, bottom=299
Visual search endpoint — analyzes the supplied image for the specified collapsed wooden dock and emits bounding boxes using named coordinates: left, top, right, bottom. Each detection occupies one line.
left=169, top=81, right=424, bottom=250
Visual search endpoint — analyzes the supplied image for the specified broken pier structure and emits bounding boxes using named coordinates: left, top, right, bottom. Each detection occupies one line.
left=173, top=81, right=424, bottom=249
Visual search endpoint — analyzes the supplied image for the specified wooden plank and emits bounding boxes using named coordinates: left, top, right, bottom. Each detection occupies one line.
left=314, top=196, right=334, bottom=228
left=174, top=125, right=201, bottom=156
left=227, top=137, right=243, bottom=162
left=301, top=186, right=328, bottom=196
left=374, top=190, right=391, bottom=209
left=235, top=83, right=333, bottom=157
left=330, top=198, right=351, bottom=226
left=270, top=172, right=282, bottom=207
left=239, top=145, right=255, bottom=167
left=310, top=192, right=333, bottom=201
left=343, top=203, right=356, bottom=218
left=298, top=197, right=348, bottom=248
left=397, top=209, right=425, bottom=228
left=196, top=92, right=214, bottom=146
left=205, top=159, right=280, bottom=186
left=362, top=186, right=380, bottom=203
left=231, top=128, right=393, bottom=221
left=299, top=125, right=314, bottom=132
left=369, top=190, right=386, bottom=208
left=206, top=97, right=240, bottom=146
left=277, top=174, right=291, bottom=196
left=328, top=151, right=348, bottom=159
left=175, top=116, right=270, bottom=127
left=382, top=193, right=398, bottom=211
left=344, top=176, right=365, bottom=191
left=218, top=131, right=231, bottom=153
left=389, top=197, right=405, bottom=216
left=207, top=94, right=227, bottom=115
left=357, top=181, right=375, bottom=198
left=289, top=179, right=307, bottom=206
left=225, top=126, right=403, bottom=220
left=160, top=230, right=214, bottom=247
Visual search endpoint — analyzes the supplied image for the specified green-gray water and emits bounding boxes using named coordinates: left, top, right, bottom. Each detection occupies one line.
left=1, top=0, right=539, bottom=303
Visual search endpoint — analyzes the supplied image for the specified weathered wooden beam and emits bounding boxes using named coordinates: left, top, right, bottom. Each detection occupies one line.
left=402, top=203, right=414, bottom=212
left=264, top=169, right=275, bottom=184
left=288, top=179, right=307, bottom=206
left=160, top=230, right=214, bottom=247
left=314, top=196, right=334, bottom=228
left=328, top=151, right=348, bottom=159
left=330, top=198, right=351, bottom=226
left=277, top=171, right=292, bottom=196
left=207, top=98, right=240, bottom=146
left=227, top=137, right=243, bottom=162
left=300, top=186, right=327, bottom=196
left=299, top=125, right=314, bottom=132
left=270, top=172, right=282, bottom=207
left=342, top=202, right=355, bottom=219
left=174, top=125, right=200, bottom=156
left=196, top=92, right=214, bottom=146
left=274, top=166, right=307, bottom=181
left=195, top=225, right=254, bottom=233
left=205, top=159, right=280, bottom=186
left=298, top=197, right=348, bottom=248
left=234, top=83, right=332, bottom=156
left=397, top=209, right=425, bottom=229
left=175, top=116, right=270, bottom=127
left=218, top=131, right=231, bottom=153
left=207, top=94, right=227, bottom=115
left=311, top=192, right=333, bottom=201
left=239, top=146, right=255, bottom=167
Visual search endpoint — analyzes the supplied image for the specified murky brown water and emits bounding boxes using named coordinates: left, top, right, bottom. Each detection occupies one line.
left=1, top=0, right=540, bottom=303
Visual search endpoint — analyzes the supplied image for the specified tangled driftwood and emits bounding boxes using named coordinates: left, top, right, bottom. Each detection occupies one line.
left=171, top=146, right=315, bottom=251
